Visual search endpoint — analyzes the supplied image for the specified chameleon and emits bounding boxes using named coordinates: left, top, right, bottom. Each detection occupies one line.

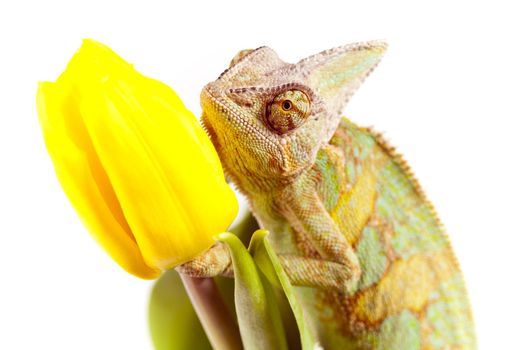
left=177, top=41, right=477, bottom=349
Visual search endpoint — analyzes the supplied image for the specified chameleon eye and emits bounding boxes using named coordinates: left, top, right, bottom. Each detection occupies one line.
left=281, top=100, right=293, bottom=111
left=267, top=90, right=310, bottom=134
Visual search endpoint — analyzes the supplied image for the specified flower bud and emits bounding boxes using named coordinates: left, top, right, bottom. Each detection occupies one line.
left=37, top=40, right=238, bottom=279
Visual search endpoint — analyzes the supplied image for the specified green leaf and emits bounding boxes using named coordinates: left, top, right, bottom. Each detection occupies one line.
left=214, top=211, right=260, bottom=318
left=249, top=230, right=318, bottom=350
left=148, top=270, right=212, bottom=350
left=217, top=232, right=288, bottom=350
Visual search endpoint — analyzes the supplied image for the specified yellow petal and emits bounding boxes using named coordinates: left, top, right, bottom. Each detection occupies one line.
left=37, top=81, right=160, bottom=279
left=38, top=39, right=238, bottom=276
left=80, top=75, right=237, bottom=269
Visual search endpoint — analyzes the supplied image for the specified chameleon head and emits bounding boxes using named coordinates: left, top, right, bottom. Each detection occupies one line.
left=201, top=41, right=387, bottom=191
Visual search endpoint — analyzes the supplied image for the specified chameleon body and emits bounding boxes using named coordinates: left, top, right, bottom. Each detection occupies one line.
left=179, top=41, right=476, bottom=349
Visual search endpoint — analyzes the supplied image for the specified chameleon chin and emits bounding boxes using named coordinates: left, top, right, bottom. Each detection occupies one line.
left=178, top=41, right=477, bottom=349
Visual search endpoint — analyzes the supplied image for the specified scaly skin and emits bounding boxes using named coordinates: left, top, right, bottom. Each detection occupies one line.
left=178, top=42, right=476, bottom=349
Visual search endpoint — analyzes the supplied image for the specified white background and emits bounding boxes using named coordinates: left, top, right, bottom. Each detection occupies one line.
left=1, top=1, right=524, bottom=349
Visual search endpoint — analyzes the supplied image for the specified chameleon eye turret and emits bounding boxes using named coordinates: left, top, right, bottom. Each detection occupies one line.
left=266, top=89, right=310, bottom=134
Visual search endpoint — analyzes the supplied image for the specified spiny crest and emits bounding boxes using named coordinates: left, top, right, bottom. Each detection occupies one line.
left=363, top=126, right=449, bottom=243
left=380, top=130, right=467, bottom=274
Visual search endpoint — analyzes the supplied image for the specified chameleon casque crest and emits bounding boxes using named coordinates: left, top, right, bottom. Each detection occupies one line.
left=179, top=41, right=476, bottom=349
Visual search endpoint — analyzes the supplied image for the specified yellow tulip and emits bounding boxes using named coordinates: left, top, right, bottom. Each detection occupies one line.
left=37, top=40, right=238, bottom=279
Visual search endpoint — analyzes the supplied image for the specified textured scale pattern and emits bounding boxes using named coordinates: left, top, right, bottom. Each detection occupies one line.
left=180, top=41, right=476, bottom=349
left=303, top=118, right=476, bottom=348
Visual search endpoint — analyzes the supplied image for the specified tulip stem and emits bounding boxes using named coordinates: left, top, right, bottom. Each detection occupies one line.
left=179, top=273, right=243, bottom=350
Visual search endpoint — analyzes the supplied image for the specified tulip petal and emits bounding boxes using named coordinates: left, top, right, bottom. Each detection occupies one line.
left=79, top=75, right=237, bottom=269
left=37, top=82, right=160, bottom=279
left=38, top=39, right=237, bottom=275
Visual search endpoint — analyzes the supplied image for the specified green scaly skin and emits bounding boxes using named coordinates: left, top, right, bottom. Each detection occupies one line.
left=178, top=42, right=476, bottom=349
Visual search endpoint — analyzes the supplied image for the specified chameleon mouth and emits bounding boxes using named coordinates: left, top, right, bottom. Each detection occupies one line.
left=200, top=111, right=217, bottom=146
left=201, top=85, right=292, bottom=174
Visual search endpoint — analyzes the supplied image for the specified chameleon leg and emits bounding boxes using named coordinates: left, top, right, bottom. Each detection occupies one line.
left=176, top=242, right=233, bottom=278
left=178, top=235, right=358, bottom=294
left=278, top=186, right=362, bottom=295
left=279, top=255, right=358, bottom=291
left=177, top=226, right=358, bottom=295
left=177, top=189, right=360, bottom=295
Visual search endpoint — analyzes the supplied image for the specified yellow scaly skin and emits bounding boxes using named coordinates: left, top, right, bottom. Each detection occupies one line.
left=178, top=41, right=476, bottom=349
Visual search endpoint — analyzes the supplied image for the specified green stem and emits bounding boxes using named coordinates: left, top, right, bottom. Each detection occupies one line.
left=179, top=274, right=243, bottom=350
